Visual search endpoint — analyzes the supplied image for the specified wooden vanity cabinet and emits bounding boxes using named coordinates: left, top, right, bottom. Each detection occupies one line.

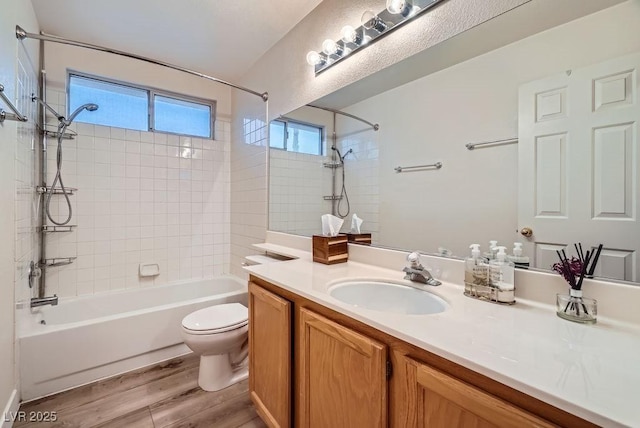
left=297, top=307, right=387, bottom=427
left=402, top=356, right=555, bottom=428
left=248, top=282, right=292, bottom=427
left=248, top=276, right=594, bottom=428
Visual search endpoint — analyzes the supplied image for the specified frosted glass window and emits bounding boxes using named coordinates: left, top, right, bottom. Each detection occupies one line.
left=153, top=95, right=211, bottom=138
left=69, top=74, right=148, bottom=131
left=269, top=119, right=323, bottom=155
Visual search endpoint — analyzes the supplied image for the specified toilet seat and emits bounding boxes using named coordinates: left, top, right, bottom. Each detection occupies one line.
left=182, top=303, right=248, bottom=335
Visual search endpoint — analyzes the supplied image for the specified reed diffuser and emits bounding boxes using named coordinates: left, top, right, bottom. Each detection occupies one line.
left=552, top=243, right=603, bottom=324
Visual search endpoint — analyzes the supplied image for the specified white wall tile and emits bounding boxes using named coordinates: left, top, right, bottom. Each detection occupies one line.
left=42, top=87, right=231, bottom=297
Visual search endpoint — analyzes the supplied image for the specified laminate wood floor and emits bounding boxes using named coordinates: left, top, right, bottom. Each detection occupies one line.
left=15, top=354, right=266, bottom=428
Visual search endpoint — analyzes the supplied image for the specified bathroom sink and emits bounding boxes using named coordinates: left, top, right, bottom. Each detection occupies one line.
left=328, top=280, right=448, bottom=315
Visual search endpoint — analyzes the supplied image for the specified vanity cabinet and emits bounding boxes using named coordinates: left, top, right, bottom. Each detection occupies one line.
left=298, top=307, right=387, bottom=427
left=248, top=282, right=292, bottom=427
left=248, top=276, right=594, bottom=428
left=403, top=357, right=554, bottom=428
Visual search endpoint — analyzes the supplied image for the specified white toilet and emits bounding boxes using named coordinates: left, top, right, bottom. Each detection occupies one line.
left=181, top=303, right=249, bottom=392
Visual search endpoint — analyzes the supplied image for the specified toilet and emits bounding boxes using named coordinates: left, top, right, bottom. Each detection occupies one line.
left=181, top=303, right=249, bottom=392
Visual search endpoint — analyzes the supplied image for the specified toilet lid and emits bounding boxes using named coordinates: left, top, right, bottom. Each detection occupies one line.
left=182, top=303, right=248, bottom=332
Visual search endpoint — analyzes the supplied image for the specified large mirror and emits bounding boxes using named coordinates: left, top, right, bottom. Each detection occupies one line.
left=269, top=1, right=640, bottom=284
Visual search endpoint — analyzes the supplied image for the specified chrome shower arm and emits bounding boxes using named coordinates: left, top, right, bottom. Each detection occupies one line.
left=32, top=95, right=64, bottom=121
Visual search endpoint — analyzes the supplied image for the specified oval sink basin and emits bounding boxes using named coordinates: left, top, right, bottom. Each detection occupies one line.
left=328, top=280, right=448, bottom=315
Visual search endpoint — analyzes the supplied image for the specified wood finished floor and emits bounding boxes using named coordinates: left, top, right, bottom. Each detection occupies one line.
left=15, top=354, right=266, bottom=428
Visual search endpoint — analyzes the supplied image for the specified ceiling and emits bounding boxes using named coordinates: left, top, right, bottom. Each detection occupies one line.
left=29, top=0, right=323, bottom=81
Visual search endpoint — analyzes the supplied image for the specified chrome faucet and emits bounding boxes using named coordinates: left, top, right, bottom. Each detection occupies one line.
left=30, top=295, right=58, bottom=308
left=403, top=252, right=441, bottom=286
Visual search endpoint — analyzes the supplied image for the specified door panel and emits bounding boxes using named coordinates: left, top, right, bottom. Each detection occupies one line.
left=297, top=307, right=387, bottom=428
left=518, top=53, right=640, bottom=281
left=249, top=282, right=291, bottom=428
left=406, top=357, right=554, bottom=428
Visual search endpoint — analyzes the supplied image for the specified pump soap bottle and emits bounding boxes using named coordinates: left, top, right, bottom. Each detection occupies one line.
left=507, top=243, right=530, bottom=269
left=464, top=244, right=489, bottom=298
left=489, top=246, right=515, bottom=304
left=484, top=240, right=498, bottom=261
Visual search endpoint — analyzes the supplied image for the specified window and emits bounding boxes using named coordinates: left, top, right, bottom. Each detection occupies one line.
left=269, top=119, right=323, bottom=155
left=68, top=73, right=215, bottom=139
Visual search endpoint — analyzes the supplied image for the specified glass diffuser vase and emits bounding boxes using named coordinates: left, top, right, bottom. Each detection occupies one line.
left=556, top=289, right=597, bottom=324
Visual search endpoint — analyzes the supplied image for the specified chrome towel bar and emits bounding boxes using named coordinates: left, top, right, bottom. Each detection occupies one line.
left=395, top=162, right=442, bottom=173
left=0, top=83, right=28, bottom=123
left=466, top=137, right=518, bottom=150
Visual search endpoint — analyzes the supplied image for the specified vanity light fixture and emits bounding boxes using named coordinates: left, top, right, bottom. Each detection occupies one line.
left=361, top=10, right=387, bottom=33
left=307, top=0, right=447, bottom=75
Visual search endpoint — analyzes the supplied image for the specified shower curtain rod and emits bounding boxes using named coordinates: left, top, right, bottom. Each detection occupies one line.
left=306, top=104, right=379, bottom=131
left=15, top=25, right=268, bottom=102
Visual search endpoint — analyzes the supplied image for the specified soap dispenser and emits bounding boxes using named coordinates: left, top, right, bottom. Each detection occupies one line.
left=464, top=244, right=489, bottom=297
left=507, top=243, right=530, bottom=269
left=484, top=240, right=498, bottom=261
left=489, top=246, right=515, bottom=304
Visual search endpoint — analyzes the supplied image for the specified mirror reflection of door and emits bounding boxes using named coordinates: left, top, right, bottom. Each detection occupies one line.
left=518, top=53, right=640, bottom=282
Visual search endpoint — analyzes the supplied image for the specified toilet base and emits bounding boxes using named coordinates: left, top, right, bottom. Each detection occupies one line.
left=198, top=354, right=248, bottom=392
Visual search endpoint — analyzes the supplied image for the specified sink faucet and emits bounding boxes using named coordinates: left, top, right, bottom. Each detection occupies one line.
left=403, top=252, right=441, bottom=286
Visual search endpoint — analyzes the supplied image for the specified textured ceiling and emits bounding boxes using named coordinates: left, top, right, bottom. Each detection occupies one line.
left=29, top=0, right=323, bottom=81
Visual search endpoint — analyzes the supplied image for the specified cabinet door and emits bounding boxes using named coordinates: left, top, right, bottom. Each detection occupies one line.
left=298, top=307, right=387, bottom=427
left=405, top=357, right=555, bottom=428
left=249, top=282, right=291, bottom=428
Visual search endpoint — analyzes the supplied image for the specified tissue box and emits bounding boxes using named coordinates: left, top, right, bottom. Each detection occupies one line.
left=346, top=233, right=372, bottom=245
left=312, top=235, right=348, bottom=264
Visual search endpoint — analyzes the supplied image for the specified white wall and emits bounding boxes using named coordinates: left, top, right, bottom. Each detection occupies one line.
left=39, top=61, right=231, bottom=297
left=341, top=0, right=640, bottom=257
left=0, top=1, right=39, bottom=419
left=231, top=0, right=531, bottom=273
left=240, top=0, right=531, bottom=121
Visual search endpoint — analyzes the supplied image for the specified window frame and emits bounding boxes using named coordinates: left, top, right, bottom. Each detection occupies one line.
left=270, top=118, right=324, bottom=156
left=67, top=70, right=217, bottom=139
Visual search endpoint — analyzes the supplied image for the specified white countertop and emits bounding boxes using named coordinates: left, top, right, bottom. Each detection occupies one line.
left=245, top=247, right=640, bottom=428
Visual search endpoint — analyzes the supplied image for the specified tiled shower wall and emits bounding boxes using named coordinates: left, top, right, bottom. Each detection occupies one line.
left=14, top=41, right=40, bottom=305
left=335, top=117, right=380, bottom=242
left=269, top=150, right=332, bottom=237
left=230, top=92, right=268, bottom=279
left=41, top=89, right=230, bottom=297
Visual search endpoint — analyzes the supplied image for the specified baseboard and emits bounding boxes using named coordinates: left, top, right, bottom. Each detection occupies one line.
left=1, top=389, right=20, bottom=428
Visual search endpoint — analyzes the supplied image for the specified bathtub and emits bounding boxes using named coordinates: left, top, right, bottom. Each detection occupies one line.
left=18, top=276, right=247, bottom=401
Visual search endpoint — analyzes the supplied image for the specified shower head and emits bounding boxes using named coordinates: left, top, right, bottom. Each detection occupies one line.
left=331, top=146, right=353, bottom=164
left=64, top=103, right=99, bottom=125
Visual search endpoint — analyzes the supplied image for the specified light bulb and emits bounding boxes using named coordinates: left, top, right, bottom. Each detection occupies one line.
left=386, top=0, right=406, bottom=14
left=322, top=39, right=338, bottom=56
left=306, top=50, right=323, bottom=66
left=361, top=10, right=387, bottom=32
left=341, top=25, right=359, bottom=45
left=361, top=10, right=376, bottom=29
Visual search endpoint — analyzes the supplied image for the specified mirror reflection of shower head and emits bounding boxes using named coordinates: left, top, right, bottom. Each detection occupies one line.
left=65, top=103, right=99, bottom=125
left=331, top=146, right=353, bottom=164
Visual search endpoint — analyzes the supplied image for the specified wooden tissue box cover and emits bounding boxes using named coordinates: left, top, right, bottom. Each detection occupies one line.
left=346, top=233, right=372, bottom=245
left=312, top=235, right=348, bottom=264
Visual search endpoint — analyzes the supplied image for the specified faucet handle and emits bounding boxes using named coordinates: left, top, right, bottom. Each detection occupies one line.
left=407, top=251, right=421, bottom=268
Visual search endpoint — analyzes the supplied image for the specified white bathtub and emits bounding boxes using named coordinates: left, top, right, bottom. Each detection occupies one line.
left=18, top=276, right=247, bottom=401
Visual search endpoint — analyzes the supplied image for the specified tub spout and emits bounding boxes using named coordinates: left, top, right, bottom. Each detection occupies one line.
left=30, top=295, right=58, bottom=308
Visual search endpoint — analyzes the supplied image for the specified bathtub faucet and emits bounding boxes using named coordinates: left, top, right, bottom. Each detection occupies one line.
left=30, top=295, right=58, bottom=308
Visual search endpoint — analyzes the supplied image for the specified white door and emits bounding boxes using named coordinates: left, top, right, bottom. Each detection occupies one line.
left=518, top=53, right=640, bottom=282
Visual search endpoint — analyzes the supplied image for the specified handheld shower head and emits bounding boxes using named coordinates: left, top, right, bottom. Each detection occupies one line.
left=65, top=103, right=99, bottom=125
left=331, top=146, right=353, bottom=163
